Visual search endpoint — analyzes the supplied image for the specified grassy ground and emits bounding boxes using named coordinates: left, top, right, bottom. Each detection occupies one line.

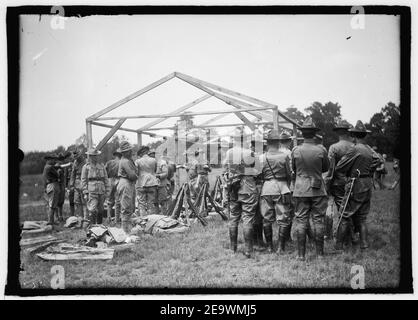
left=18, top=164, right=401, bottom=289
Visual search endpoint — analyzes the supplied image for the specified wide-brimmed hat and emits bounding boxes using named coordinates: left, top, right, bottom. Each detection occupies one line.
left=333, top=119, right=352, bottom=131
left=349, top=120, right=371, bottom=133
left=300, top=117, right=320, bottom=131
left=85, top=148, right=101, bottom=156
left=266, top=129, right=281, bottom=141
left=119, top=141, right=133, bottom=153
left=57, top=152, right=66, bottom=161
left=137, top=146, right=149, bottom=156
left=279, top=131, right=294, bottom=141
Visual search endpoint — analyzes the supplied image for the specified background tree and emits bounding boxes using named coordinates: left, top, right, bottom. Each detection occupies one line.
left=283, top=106, right=306, bottom=125
left=365, top=102, right=400, bottom=158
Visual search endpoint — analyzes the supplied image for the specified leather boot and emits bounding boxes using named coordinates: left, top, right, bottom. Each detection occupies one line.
left=277, top=226, right=288, bottom=254
left=253, top=223, right=266, bottom=250
left=106, top=207, right=113, bottom=225
left=58, top=207, right=64, bottom=222
left=263, top=224, right=274, bottom=253
left=314, top=224, right=324, bottom=257
left=97, top=210, right=103, bottom=225
left=359, top=222, right=369, bottom=249
left=47, top=208, right=55, bottom=225
left=297, top=229, right=306, bottom=261
left=243, top=225, right=254, bottom=258
left=229, top=226, right=238, bottom=253
left=335, top=219, right=349, bottom=251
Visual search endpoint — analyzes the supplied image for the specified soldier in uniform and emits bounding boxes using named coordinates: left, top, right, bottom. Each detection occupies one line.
left=105, top=149, right=122, bottom=224
left=194, top=155, right=212, bottom=203
left=69, top=150, right=87, bottom=219
left=66, top=150, right=76, bottom=217
left=81, top=148, right=110, bottom=225
left=291, top=117, right=330, bottom=260
left=135, top=146, right=159, bottom=216
left=162, top=154, right=177, bottom=209
left=259, top=130, right=293, bottom=254
left=151, top=150, right=170, bottom=215
left=251, top=134, right=267, bottom=251
left=56, top=153, right=67, bottom=222
left=186, top=149, right=200, bottom=202
left=43, top=154, right=60, bottom=225
left=117, top=141, right=138, bottom=233
left=224, top=127, right=259, bottom=258
left=324, top=120, right=354, bottom=240
left=334, top=121, right=376, bottom=250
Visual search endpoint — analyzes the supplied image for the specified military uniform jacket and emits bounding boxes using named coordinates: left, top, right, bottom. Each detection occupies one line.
left=259, top=150, right=291, bottom=196
left=81, top=162, right=109, bottom=195
left=43, top=163, right=59, bottom=188
left=224, top=146, right=258, bottom=195
left=135, top=155, right=158, bottom=188
left=119, top=157, right=138, bottom=183
left=106, top=159, right=120, bottom=179
left=156, top=159, right=169, bottom=187
left=335, top=143, right=376, bottom=194
left=69, top=159, right=86, bottom=189
left=186, top=158, right=199, bottom=180
left=291, top=139, right=330, bottom=197
left=326, top=139, right=354, bottom=186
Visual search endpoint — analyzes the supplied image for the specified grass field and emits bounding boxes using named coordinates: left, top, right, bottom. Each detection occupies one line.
left=18, top=163, right=401, bottom=289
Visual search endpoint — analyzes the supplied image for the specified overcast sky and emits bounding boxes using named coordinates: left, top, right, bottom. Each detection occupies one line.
left=19, top=14, right=400, bottom=152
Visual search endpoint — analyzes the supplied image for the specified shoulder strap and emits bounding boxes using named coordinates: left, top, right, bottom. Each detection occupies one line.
left=265, top=154, right=278, bottom=180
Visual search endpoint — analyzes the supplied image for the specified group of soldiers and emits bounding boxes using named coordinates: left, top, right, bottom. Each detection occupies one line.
left=42, top=141, right=176, bottom=233
left=223, top=117, right=384, bottom=260
left=42, top=115, right=390, bottom=261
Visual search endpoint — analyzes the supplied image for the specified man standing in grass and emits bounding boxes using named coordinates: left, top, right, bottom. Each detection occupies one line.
left=135, top=146, right=159, bottom=216
left=105, top=149, right=122, bottom=224
left=324, top=120, right=354, bottom=240
left=224, top=127, right=259, bottom=258
left=81, top=148, right=109, bottom=225
left=43, top=154, right=60, bottom=225
left=335, top=121, right=376, bottom=251
left=291, top=117, right=330, bottom=260
left=258, top=130, right=293, bottom=254
left=117, top=141, right=138, bottom=233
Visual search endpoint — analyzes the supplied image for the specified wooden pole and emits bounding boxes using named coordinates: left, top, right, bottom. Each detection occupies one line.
left=273, top=107, right=279, bottom=131
left=293, top=123, right=298, bottom=147
left=86, top=120, right=93, bottom=148
left=137, top=132, right=143, bottom=147
left=95, top=118, right=126, bottom=151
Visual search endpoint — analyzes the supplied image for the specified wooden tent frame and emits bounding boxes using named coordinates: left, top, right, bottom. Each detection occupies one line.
left=86, top=72, right=302, bottom=157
